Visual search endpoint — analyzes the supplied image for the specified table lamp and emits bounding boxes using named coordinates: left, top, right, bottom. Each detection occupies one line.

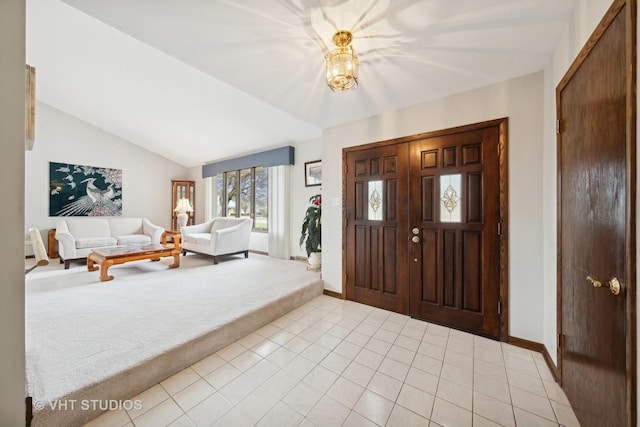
left=174, top=198, right=193, bottom=229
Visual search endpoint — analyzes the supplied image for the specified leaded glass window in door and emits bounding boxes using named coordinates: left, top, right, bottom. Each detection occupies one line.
left=440, top=174, right=461, bottom=223
left=368, top=180, right=383, bottom=221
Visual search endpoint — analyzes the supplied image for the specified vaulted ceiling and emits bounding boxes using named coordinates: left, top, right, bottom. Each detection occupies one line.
left=27, top=0, right=577, bottom=167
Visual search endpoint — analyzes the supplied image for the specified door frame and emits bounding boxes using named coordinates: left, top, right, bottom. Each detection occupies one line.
left=342, top=118, right=510, bottom=341
left=556, top=0, right=637, bottom=425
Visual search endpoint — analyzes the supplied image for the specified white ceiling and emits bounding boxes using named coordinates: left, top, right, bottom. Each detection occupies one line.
left=27, top=0, right=577, bottom=167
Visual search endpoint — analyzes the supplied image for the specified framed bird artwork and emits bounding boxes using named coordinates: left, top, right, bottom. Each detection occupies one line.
left=49, top=162, right=122, bottom=216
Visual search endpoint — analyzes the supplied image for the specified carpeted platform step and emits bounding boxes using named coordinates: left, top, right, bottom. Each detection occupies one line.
left=26, top=254, right=322, bottom=427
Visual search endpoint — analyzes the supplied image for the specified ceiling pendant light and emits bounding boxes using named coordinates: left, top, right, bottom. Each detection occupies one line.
left=325, top=30, right=359, bottom=92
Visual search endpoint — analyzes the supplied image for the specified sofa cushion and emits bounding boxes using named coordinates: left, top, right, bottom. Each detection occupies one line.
left=67, top=219, right=111, bottom=239
left=116, top=234, right=152, bottom=245
left=109, top=218, right=144, bottom=236
left=75, top=237, right=117, bottom=249
left=195, top=235, right=213, bottom=246
left=183, top=233, right=211, bottom=246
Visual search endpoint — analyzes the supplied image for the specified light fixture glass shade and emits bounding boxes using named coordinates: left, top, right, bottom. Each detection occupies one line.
left=326, top=31, right=359, bottom=92
left=174, top=198, right=193, bottom=213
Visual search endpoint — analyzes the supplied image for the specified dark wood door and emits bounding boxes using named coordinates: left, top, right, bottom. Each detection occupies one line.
left=557, top=1, right=635, bottom=426
left=345, top=144, right=409, bottom=313
left=408, top=126, right=501, bottom=337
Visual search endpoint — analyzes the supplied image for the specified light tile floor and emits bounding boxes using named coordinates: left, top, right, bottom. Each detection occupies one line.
left=83, top=295, right=581, bottom=427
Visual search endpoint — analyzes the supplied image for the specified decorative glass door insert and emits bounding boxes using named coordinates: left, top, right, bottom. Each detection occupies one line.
left=368, top=180, right=383, bottom=221
left=440, top=174, right=461, bottom=223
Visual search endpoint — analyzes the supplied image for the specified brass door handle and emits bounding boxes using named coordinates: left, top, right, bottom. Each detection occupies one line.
left=586, top=275, right=621, bottom=296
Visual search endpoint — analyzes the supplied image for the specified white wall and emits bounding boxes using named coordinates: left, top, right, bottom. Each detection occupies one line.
left=291, top=138, right=323, bottom=259
left=25, top=102, right=188, bottom=249
left=0, top=0, right=26, bottom=424
left=541, top=0, right=614, bottom=364
left=321, top=72, right=545, bottom=343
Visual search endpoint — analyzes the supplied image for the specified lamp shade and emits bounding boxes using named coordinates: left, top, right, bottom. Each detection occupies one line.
left=174, top=198, right=193, bottom=213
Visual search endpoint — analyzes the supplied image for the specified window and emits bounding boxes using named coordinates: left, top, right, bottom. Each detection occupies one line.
left=215, top=167, right=268, bottom=231
left=254, top=167, right=268, bottom=229
left=367, top=180, right=383, bottom=221
left=440, top=173, right=461, bottom=223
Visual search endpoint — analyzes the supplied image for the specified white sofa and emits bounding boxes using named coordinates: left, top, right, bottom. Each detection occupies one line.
left=181, top=217, right=252, bottom=264
left=55, top=218, right=164, bottom=268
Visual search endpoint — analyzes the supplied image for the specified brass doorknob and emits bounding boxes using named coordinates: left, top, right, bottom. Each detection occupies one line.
left=412, top=236, right=420, bottom=243
left=609, top=277, right=621, bottom=295
left=586, top=275, right=601, bottom=288
left=586, top=275, right=621, bottom=296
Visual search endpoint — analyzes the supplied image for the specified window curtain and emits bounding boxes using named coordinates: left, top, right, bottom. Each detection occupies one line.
left=268, top=165, right=291, bottom=259
left=204, top=177, right=214, bottom=221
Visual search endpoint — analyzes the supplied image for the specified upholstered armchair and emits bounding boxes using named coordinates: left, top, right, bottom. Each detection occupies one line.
left=181, top=217, right=252, bottom=264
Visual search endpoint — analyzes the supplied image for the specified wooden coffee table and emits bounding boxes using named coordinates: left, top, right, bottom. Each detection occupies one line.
left=87, top=242, right=180, bottom=282
left=161, top=230, right=181, bottom=251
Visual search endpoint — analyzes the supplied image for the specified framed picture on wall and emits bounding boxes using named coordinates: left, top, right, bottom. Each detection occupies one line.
left=49, top=161, right=123, bottom=216
left=304, top=160, right=322, bottom=187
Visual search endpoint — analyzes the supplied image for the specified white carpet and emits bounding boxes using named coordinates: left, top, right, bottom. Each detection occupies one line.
left=26, top=253, right=323, bottom=426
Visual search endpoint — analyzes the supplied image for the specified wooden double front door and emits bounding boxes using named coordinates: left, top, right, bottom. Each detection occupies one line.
left=345, top=120, right=505, bottom=338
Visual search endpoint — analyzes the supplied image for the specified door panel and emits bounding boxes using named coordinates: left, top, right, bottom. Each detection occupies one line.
left=408, top=127, right=501, bottom=338
left=345, top=144, right=409, bottom=313
left=462, top=230, right=482, bottom=313
left=557, top=1, right=635, bottom=426
left=421, top=229, right=438, bottom=303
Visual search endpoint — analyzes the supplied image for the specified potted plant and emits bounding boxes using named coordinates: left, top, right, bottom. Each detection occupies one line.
left=300, top=194, right=321, bottom=267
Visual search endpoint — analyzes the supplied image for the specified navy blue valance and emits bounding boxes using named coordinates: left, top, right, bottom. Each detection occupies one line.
left=202, top=146, right=295, bottom=178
